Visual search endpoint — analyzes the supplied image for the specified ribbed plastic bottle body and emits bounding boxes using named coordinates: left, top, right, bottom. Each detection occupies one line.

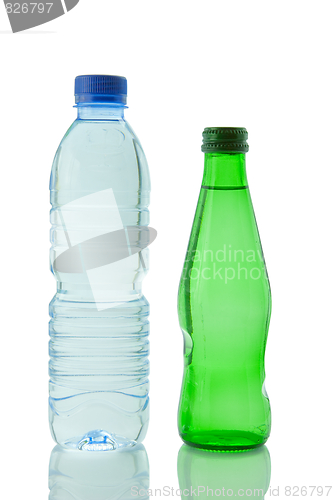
left=49, top=107, right=150, bottom=450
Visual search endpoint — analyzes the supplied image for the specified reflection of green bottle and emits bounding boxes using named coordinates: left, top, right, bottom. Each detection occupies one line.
left=178, top=444, right=271, bottom=500
left=178, top=128, right=271, bottom=450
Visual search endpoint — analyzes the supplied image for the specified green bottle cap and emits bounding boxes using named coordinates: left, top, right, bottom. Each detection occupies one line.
left=202, top=127, right=249, bottom=153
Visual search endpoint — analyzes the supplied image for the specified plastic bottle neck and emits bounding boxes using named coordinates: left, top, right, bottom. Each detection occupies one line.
left=202, top=153, right=248, bottom=189
left=76, top=104, right=125, bottom=120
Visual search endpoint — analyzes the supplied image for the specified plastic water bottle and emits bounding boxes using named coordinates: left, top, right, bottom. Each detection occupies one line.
left=178, top=128, right=271, bottom=450
left=49, top=75, right=152, bottom=450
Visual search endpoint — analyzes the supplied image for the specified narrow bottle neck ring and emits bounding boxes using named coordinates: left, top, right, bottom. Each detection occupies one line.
left=76, top=104, right=126, bottom=120
left=202, top=153, right=248, bottom=189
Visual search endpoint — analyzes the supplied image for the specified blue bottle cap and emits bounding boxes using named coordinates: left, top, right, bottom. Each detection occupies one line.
left=75, top=75, right=127, bottom=104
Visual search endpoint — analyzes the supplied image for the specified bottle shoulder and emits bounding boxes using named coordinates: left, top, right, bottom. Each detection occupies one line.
left=55, top=118, right=145, bottom=152
left=50, top=118, right=150, bottom=197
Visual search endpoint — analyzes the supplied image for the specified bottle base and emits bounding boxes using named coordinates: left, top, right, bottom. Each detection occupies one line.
left=180, top=430, right=268, bottom=452
left=63, top=430, right=136, bottom=451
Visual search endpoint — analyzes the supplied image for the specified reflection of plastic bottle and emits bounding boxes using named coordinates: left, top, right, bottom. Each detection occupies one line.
left=49, top=443, right=149, bottom=500
left=178, top=444, right=271, bottom=500
left=178, top=128, right=271, bottom=450
left=49, top=75, right=151, bottom=450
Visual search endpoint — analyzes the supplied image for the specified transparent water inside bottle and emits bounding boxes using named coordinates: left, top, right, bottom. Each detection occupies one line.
left=49, top=105, right=150, bottom=450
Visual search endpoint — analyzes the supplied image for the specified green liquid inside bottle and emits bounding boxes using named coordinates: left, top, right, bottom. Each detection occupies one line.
left=178, top=138, right=271, bottom=451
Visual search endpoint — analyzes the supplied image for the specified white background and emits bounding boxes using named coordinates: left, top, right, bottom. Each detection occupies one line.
left=0, top=0, right=332, bottom=497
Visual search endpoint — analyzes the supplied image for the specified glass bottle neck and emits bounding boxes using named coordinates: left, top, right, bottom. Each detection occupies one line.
left=77, top=105, right=125, bottom=120
left=202, top=153, right=248, bottom=189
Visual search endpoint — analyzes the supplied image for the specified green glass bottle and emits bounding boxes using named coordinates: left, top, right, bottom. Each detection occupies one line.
left=178, top=128, right=271, bottom=451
